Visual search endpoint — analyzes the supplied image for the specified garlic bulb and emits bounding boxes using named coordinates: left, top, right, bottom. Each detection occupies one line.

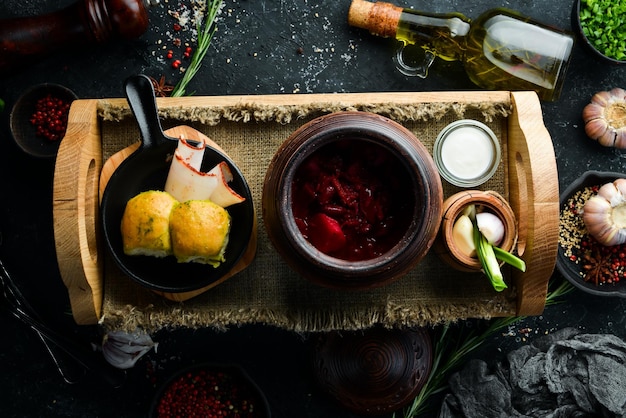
left=102, top=330, right=158, bottom=369
left=582, top=87, right=626, bottom=148
left=582, top=178, right=626, bottom=246
left=476, top=211, right=505, bottom=245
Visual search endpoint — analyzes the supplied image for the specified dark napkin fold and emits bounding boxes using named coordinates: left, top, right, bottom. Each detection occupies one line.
left=439, top=328, right=626, bottom=418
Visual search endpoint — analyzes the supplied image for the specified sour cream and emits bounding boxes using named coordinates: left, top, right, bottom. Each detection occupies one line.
left=434, top=120, right=501, bottom=187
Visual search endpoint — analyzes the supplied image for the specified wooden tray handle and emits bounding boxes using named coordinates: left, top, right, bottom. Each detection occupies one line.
left=507, top=92, right=559, bottom=316
left=53, top=100, right=103, bottom=325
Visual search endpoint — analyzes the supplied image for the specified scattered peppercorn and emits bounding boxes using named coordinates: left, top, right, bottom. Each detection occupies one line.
left=29, top=94, right=71, bottom=142
left=155, top=368, right=266, bottom=418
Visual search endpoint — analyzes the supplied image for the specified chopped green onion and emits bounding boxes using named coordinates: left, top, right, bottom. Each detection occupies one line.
left=579, top=0, right=626, bottom=61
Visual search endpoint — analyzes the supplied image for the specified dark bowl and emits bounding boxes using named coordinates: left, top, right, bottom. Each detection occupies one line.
left=572, top=0, right=626, bottom=65
left=101, top=142, right=255, bottom=294
left=312, top=326, right=432, bottom=415
left=262, top=111, right=444, bottom=290
left=9, top=83, right=78, bottom=159
left=149, top=363, right=271, bottom=417
left=557, top=170, right=626, bottom=297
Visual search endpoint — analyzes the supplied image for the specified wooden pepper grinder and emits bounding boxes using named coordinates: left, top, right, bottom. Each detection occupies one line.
left=0, top=0, right=153, bottom=74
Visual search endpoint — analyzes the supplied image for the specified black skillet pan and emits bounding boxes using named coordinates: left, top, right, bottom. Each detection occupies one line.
left=100, top=74, right=254, bottom=293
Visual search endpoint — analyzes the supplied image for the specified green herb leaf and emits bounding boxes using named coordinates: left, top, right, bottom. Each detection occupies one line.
left=396, top=280, right=574, bottom=417
left=171, top=0, right=223, bottom=97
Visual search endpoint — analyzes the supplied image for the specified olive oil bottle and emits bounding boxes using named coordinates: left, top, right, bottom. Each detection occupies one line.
left=348, top=0, right=574, bottom=101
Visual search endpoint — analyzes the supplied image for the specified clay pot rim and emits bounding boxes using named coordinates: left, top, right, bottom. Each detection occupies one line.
left=262, top=111, right=444, bottom=288
left=440, top=190, right=517, bottom=271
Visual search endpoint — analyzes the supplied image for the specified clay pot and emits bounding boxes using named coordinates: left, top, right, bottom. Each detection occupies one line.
left=262, top=111, right=443, bottom=290
left=435, top=190, right=517, bottom=272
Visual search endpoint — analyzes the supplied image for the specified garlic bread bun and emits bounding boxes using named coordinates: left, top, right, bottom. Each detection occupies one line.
left=121, top=190, right=179, bottom=257
left=170, top=200, right=231, bottom=266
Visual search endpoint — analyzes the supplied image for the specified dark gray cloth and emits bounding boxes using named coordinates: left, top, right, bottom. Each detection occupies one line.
left=439, top=328, right=626, bottom=418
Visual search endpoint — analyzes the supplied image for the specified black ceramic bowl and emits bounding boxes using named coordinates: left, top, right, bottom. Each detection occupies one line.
left=262, top=111, right=443, bottom=290
left=572, top=0, right=626, bottom=65
left=9, top=83, right=77, bottom=158
left=101, top=143, right=255, bottom=294
left=557, top=170, right=626, bottom=297
left=149, top=363, right=271, bottom=417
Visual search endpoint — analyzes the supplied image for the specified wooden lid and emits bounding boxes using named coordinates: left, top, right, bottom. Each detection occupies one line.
left=312, top=326, right=432, bottom=415
left=348, top=0, right=402, bottom=38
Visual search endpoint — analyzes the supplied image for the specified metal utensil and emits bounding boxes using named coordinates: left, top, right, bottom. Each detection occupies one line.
left=0, top=258, right=126, bottom=388
left=4, top=266, right=87, bottom=384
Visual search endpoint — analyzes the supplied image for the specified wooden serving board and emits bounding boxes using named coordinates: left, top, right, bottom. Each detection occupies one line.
left=53, top=91, right=559, bottom=326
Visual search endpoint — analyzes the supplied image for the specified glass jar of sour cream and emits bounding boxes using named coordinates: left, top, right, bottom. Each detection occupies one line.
left=433, top=119, right=501, bottom=187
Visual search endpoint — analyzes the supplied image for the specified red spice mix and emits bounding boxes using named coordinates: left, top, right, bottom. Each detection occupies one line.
left=155, top=367, right=266, bottom=418
left=559, top=185, right=626, bottom=285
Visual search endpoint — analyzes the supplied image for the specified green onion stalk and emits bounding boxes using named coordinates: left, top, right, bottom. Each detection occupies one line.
left=396, top=278, right=574, bottom=418
left=171, top=0, right=223, bottom=97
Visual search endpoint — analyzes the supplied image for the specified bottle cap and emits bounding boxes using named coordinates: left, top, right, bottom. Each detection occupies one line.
left=348, top=0, right=402, bottom=38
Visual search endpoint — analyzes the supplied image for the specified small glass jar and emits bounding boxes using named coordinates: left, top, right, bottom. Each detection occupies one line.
left=433, top=119, right=501, bottom=187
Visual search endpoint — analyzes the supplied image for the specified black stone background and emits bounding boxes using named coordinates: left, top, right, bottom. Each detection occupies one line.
left=0, top=0, right=625, bottom=417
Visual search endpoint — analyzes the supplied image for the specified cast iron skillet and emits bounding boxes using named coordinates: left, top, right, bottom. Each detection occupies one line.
left=100, top=74, right=254, bottom=293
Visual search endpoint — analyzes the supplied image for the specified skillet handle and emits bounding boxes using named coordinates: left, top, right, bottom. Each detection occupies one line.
left=124, top=74, right=168, bottom=149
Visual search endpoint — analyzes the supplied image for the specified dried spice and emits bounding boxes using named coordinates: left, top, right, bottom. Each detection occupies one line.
left=149, top=75, right=175, bottom=97
left=559, top=185, right=626, bottom=285
left=29, top=94, right=71, bottom=141
left=155, top=368, right=265, bottom=417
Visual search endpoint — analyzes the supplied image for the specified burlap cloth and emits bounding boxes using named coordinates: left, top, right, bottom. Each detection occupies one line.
left=97, top=98, right=515, bottom=333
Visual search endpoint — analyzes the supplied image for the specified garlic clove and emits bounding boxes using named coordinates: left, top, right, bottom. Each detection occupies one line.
left=582, top=102, right=605, bottom=123
left=583, top=179, right=626, bottom=246
left=452, top=214, right=476, bottom=257
left=102, top=330, right=158, bottom=370
left=615, top=130, right=626, bottom=149
left=476, top=211, right=505, bottom=245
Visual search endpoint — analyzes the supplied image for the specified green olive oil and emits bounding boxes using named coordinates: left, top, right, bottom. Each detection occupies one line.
left=348, top=0, right=574, bottom=101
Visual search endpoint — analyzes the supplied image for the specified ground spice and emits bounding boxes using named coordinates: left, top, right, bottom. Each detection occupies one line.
left=559, top=185, right=626, bottom=285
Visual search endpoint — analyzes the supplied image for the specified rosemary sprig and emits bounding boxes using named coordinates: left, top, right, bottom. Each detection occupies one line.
left=397, top=279, right=574, bottom=418
left=171, top=0, right=223, bottom=97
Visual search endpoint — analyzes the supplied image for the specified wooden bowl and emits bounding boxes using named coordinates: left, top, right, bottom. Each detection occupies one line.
left=435, top=190, right=518, bottom=272
left=262, top=111, right=443, bottom=290
left=312, top=326, right=432, bottom=415
left=9, top=83, right=77, bottom=159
